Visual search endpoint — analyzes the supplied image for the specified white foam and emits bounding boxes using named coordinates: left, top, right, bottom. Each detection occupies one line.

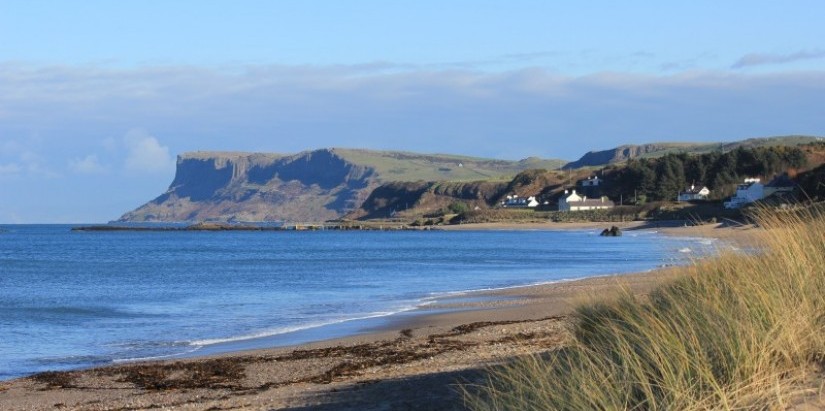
left=112, top=346, right=201, bottom=364
left=421, top=275, right=615, bottom=301
left=187, top=306, right=419, bottom=347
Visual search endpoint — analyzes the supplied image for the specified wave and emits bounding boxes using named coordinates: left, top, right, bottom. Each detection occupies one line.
left=420, top=275, right=621, bottom=302
left=112, top=347, right=202, bottom=364
left=185, top=306, right=420, bottom=348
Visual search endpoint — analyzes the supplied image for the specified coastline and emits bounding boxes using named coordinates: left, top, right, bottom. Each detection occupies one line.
left=0, top=222, right=756, bottom=410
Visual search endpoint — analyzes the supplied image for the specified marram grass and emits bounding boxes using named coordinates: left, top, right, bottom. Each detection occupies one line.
left=466, top=206, right=825, bottom=410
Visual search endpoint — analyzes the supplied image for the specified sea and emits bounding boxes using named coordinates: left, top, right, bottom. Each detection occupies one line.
left=0, top=224, right=711, bottom=380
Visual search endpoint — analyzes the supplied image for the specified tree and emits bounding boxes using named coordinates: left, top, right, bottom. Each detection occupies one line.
left=448, top=201, right=470, bottom=214
left=654, top=156, right=685, bottom=200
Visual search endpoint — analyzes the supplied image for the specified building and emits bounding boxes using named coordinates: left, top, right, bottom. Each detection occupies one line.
left=558, top=189, right=615, bottom=212
left=578, top=176, right=601, bottom=188
left=577, top=176, right=603, bottom=198
left=724, top=178, right=764, bottom=209
left=677, top=184, right=710, bottom=202
left=501, top=195, right=539, bottom=208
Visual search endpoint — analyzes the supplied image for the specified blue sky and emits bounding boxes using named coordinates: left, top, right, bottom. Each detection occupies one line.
left=1, top=1, right=824, bottom=222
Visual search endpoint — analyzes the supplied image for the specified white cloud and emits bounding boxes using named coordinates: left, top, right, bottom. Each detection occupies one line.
left=0, top=148, right=60, bottom=179
left=732, top=50, right=825, bottom=69
left=123, top=130, right=174, bottom=173
left=0, top=63, right=824, bottom=160
left=68, top=154, right=106, bottom=174
left=0, top=163, right=22, bottom=176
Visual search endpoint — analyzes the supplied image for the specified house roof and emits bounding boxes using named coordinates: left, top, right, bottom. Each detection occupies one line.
left=680, top=186, right=708, bottom=195
left=569, top=198, right=614, bottom=206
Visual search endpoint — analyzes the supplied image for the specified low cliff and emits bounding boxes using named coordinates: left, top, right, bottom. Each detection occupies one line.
left=348, top=180, right=506, bottom=220
left=348, top=169, right=572, bottom=219
left=563, top=137, right=822, bottom=169
left=563, top=144, right=693, bottom=169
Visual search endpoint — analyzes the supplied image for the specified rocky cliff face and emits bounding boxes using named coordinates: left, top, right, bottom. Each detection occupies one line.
left=347, top=169, right=571, bottom=220
left=348, top=180, right=507, bottom=220
left=119, top=149, right=377, bottom=222
left=119, top=148, right=565, bottom=223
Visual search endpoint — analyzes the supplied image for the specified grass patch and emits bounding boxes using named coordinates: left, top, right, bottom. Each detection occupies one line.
left=466, top=205, right=825, bottom=410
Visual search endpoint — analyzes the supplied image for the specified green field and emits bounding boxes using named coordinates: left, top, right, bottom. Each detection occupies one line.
left=333, top=148, right=566, bottom=182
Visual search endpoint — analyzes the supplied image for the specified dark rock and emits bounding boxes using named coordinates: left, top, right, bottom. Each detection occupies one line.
left=600, top=226, right=623, bottom=237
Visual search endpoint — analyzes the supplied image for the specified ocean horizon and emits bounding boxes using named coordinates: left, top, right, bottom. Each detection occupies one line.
left=0, top=224, right=708, bottom=380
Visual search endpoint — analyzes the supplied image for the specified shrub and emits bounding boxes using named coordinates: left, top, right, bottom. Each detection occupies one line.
left=448, top=201, right=471, bottom=214
left=466, top=205, right=825, bottom=410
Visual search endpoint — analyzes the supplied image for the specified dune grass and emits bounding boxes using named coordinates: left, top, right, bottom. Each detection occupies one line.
left=466, top=206, right=825, bottom=410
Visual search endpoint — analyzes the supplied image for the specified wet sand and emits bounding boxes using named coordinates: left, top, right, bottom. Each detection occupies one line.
left=0, top=222, right=756, bottom=411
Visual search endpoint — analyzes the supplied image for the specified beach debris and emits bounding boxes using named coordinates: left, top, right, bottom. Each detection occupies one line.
left=114, top=358, right=246, bottom=391
left=30, top=371, right=79, bottom=389
left=27, top=315, right=569, bottom=396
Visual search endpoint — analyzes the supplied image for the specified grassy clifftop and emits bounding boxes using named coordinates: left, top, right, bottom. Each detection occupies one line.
left=333, top=148, right=565, bottom=182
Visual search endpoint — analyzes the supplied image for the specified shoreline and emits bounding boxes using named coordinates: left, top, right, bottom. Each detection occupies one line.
left=129, top=219, right=724, bottom=365
left=0, top=222, right=757, bottom=410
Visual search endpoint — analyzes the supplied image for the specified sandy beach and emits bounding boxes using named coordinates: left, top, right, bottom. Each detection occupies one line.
left=0, top=222, right=757, bottom=410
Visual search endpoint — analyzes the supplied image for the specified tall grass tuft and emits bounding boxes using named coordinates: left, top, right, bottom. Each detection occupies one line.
left=466, top=206, right=825, bottom=410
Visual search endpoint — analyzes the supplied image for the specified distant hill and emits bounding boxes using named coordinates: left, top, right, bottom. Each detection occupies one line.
left=563, top=136, right=822, bottom=169
left=118, top=136, right=823, bottom=223
left=118, top=148, right=563, bottom=223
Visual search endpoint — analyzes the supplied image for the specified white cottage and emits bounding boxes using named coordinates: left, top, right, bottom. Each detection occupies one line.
left=677, top=184, right=711, bottom=202
left=558, top=190, right=614, bottom=212
left=724, top=178, right=764, bottom=209
left=502, top=195, right=539, bottom=208
left=578, top=176, right=601, bottom=188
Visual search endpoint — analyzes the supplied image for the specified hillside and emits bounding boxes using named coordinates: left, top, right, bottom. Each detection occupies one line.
left=347, top=168, right=583, bottom=220
left=564, top=135, right=822, bottom=169
left=351, top=143, right=823, bottom=222
left=118, top=137, right=823, bottom=223
left=333, top=149, right=565, bottom=182
left=118, top=149, right=561, bottom=223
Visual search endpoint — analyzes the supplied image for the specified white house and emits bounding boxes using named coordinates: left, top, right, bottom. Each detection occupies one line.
left=677, top=184, right=711, bottom=202
left=578, top=176, right=601, bottom=187
left=501, top=195, right=539, bottom=208
left=724, top=178, right=764, bottom=209
left=558, top=189, right=615, bottom=212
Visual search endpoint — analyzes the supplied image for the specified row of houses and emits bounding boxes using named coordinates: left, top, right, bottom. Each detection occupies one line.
left=499, top=175, right=794, bottom=212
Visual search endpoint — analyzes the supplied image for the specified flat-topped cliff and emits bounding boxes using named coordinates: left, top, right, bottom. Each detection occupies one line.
left=119, top=149, right=377, bottom=222
left=118, top=148, right=558, bottom=223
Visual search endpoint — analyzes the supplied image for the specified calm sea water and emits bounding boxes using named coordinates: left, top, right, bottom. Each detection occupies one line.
left=0, top=225, right=708, bottom=380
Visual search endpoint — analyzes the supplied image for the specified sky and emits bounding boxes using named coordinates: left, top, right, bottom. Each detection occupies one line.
left=1, top=1, right=824, bottom=223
